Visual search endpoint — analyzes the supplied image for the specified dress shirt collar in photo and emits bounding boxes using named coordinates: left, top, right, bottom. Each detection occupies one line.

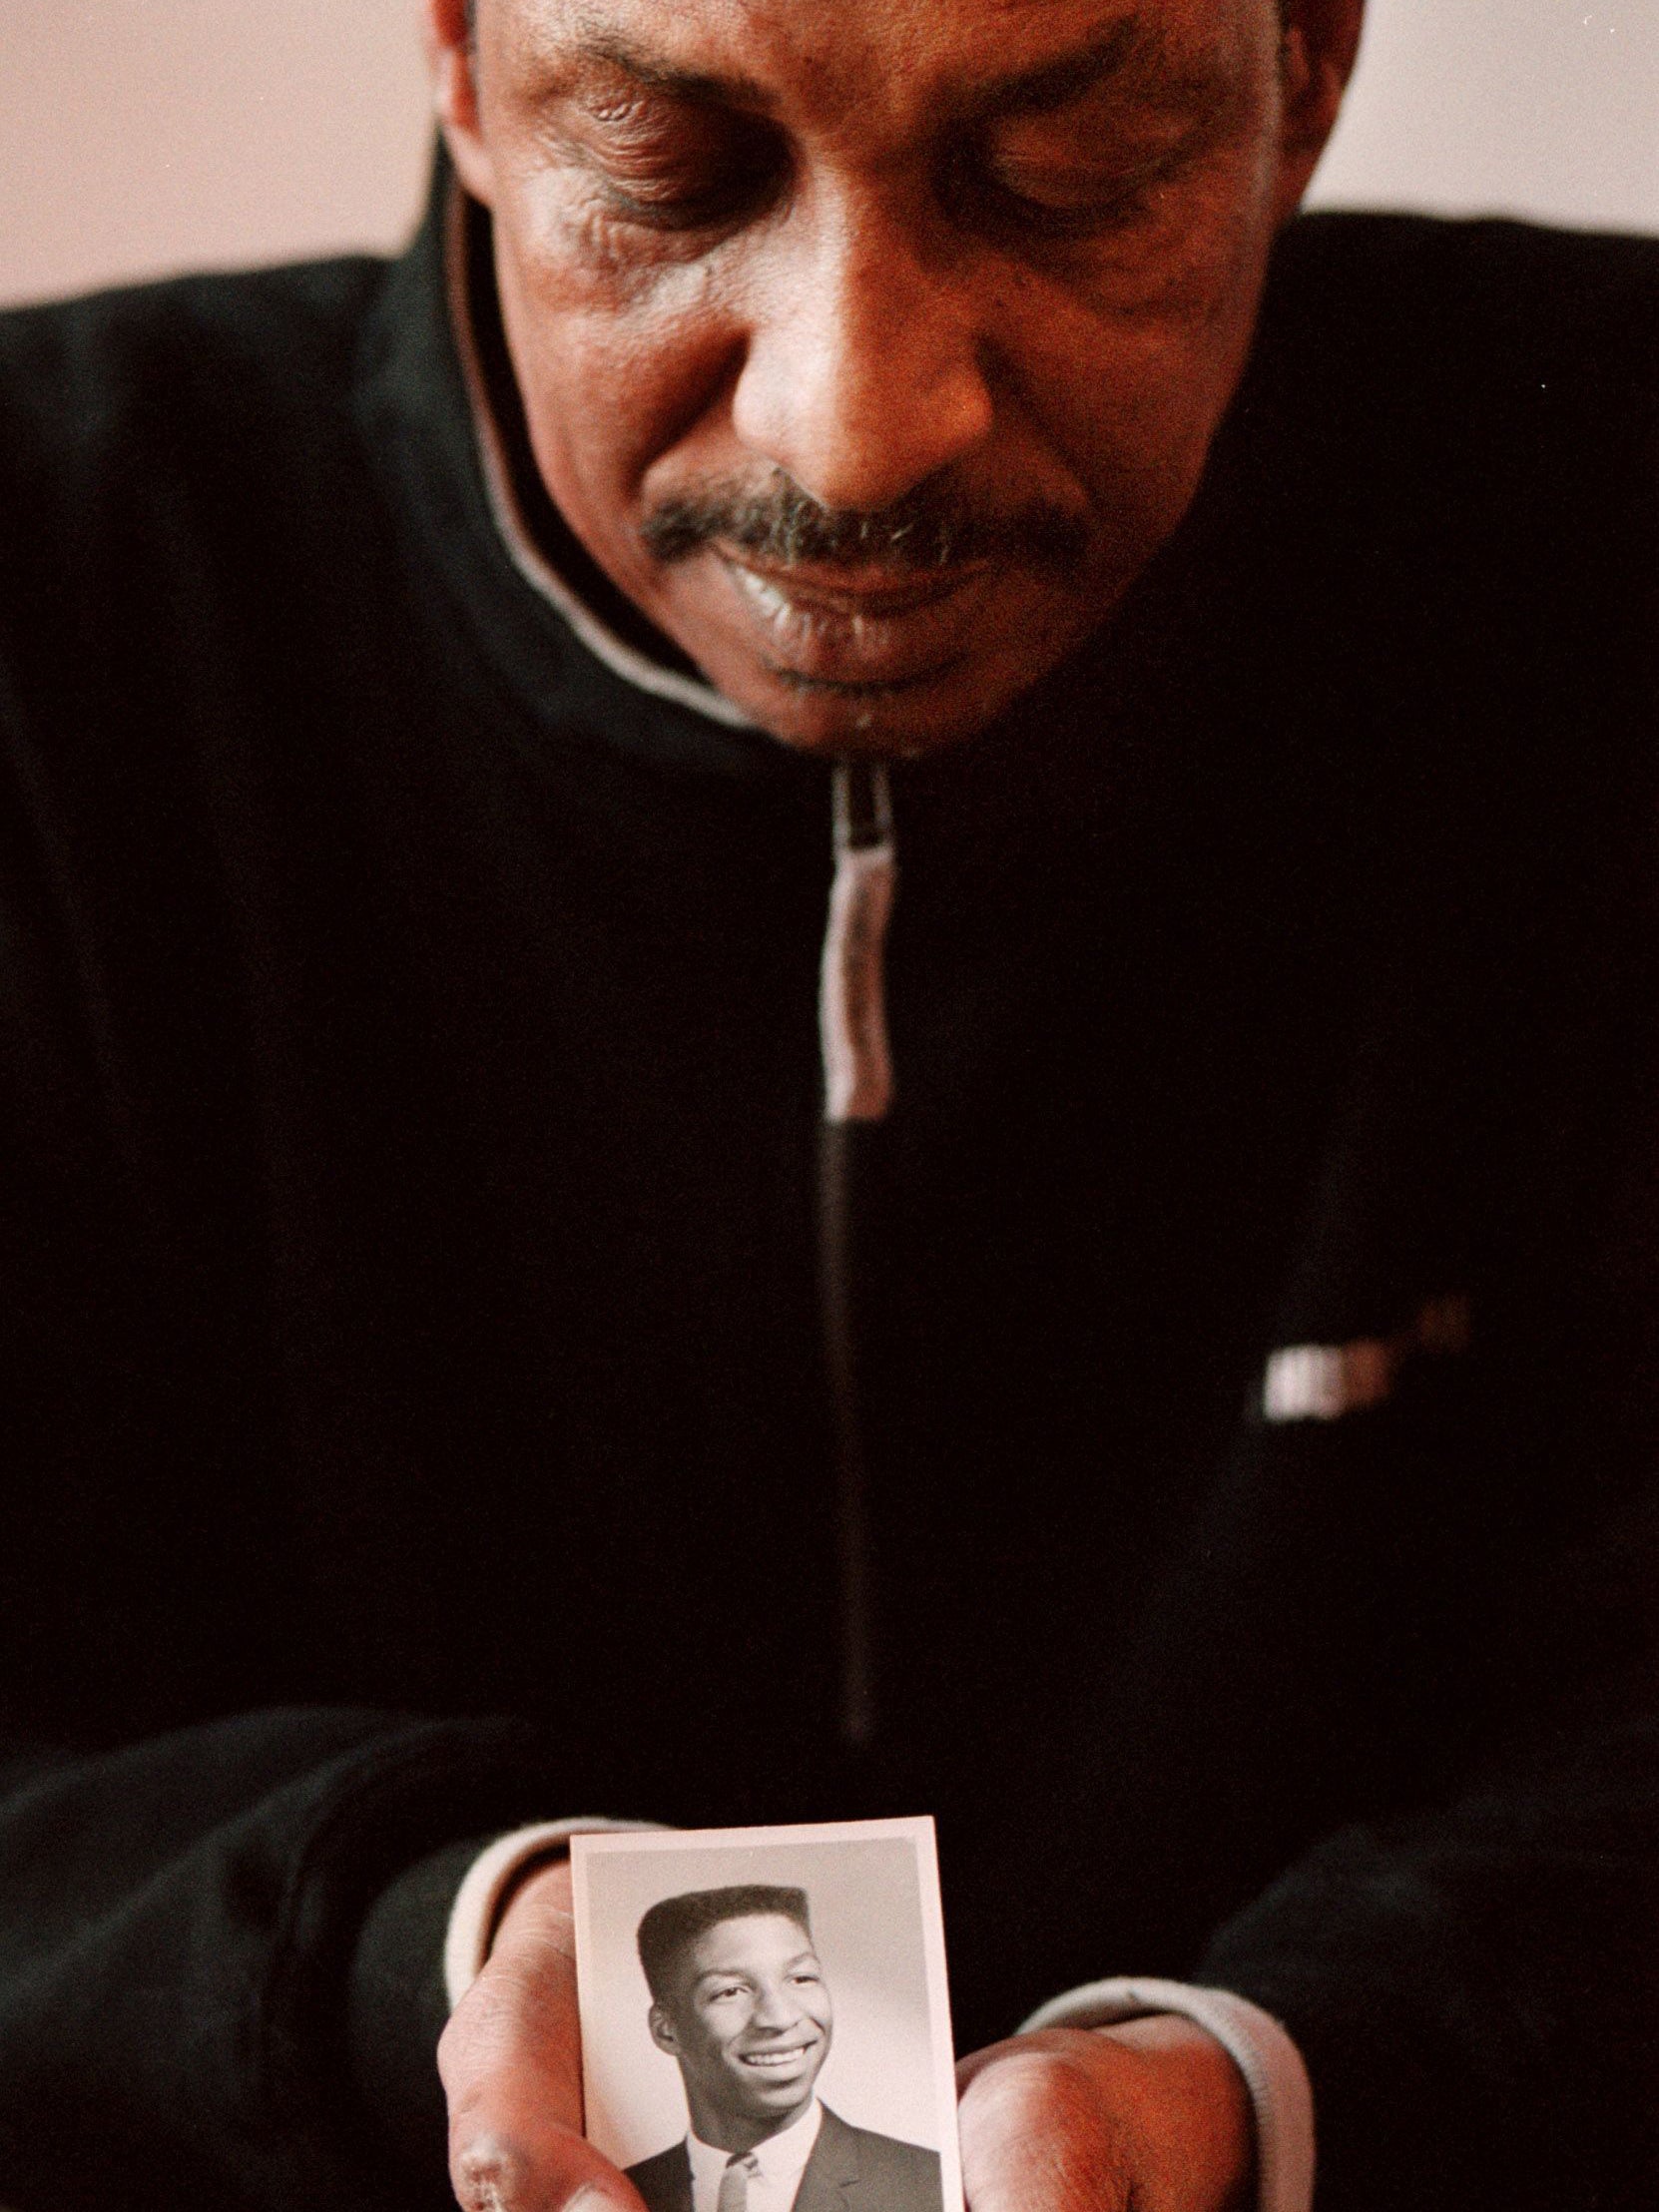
left=686, top=2098, right=825, bottom=2212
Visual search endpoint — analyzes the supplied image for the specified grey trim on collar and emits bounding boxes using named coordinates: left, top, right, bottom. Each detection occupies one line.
left=442, top=183, right=759, bottom=736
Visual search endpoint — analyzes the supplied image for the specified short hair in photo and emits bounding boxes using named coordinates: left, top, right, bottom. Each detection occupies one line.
left=637, top=1884, right=813, bottom=2000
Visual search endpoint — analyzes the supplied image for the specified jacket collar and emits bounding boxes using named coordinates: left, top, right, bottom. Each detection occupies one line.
left=354, top=151, right=808, bottom=785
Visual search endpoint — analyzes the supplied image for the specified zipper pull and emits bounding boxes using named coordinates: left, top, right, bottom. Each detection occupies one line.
left=820, top=760, right=897, bottom=1123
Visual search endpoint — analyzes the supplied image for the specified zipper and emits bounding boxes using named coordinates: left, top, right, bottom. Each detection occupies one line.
left=817, top=760, right=897, bottom=1748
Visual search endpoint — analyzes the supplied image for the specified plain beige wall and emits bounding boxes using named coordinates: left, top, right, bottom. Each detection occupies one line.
left=1, top=0, right=433, bottom=306
left=1310, top=1, right=1659, bottom=233
left=3, top=0, right=1656, bottom=308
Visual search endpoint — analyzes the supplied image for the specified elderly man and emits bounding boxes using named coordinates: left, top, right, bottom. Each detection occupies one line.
left=0, top=2, right=1655, bottom=2211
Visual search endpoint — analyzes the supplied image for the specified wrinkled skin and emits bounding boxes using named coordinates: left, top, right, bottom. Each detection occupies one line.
left=429, top=1, right=1362, bottom=2206
left=430, top=0, right=1361, bottom=757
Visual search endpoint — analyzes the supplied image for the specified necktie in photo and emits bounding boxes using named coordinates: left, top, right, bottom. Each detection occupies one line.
left=718, top=2151, right=760, bottom=2212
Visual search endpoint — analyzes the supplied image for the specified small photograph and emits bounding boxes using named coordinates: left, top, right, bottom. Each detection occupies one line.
left=571, top=1818, right=962, bottom=2212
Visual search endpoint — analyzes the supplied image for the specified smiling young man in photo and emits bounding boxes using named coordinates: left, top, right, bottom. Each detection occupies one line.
left=624, top=1887, right=942, bottom=2212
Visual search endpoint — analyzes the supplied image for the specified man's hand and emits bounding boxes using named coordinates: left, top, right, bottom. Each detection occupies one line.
left=956, top=2020, right=1255, bottom=2212
left=438, top=1868, right=1253, bottom=2212
left=438, top=1857, right=646, bottom=2212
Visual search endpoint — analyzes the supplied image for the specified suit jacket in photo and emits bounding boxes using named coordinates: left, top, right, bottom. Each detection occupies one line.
left=626, top=2107, right=944, bottom=2212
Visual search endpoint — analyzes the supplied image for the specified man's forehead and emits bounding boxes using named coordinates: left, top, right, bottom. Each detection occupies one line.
left=494, top=0, right=1250, bottom=121
left=685, top=1912, right=817, bottom=1970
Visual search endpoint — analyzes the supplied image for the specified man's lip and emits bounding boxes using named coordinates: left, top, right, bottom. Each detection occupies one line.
left=717, top=552, right=986, bottom=616
left=737, top=2041, right=818, bottom=2066
left=714, top=552, right=992, bottom=688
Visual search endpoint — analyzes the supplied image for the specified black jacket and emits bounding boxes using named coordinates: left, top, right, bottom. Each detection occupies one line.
left=0, top=170, right=1656, bottom=2210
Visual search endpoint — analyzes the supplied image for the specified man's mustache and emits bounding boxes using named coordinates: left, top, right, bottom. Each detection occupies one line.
left=639, top=474, right=1090, bottom=574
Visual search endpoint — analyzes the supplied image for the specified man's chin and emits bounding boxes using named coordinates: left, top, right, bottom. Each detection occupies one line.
left=704, top=646, right=1062, bottom=762
left=651, top=555, right=1098, bottom=760
left=736, top=2080, right=822, bottom=2131
left=749, top=674, right=980, bottom=762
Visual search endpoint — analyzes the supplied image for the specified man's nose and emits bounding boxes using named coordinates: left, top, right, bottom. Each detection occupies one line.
left=749, top=1978, right=804, bottom=2030
left=731, top=197, right=995, bottom=515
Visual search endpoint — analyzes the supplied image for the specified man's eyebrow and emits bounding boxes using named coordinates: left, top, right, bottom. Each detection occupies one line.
left=565, top=30, right=779, bottom=113
left=963, top=15, right=1229, bottom=124
left=693, top=1947, right=818, bottom=1982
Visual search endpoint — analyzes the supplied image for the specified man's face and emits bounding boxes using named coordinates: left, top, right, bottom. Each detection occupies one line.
left=649, top=1912, right=833, bottom=2146
left=439, top=0, right=1351, bottom=757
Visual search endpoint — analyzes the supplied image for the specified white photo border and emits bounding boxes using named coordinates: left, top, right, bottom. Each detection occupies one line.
left=571, top=1816, right=963, bottom=2212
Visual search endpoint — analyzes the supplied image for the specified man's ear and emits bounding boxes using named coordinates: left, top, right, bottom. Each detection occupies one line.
left=650, top=2001, right=683, bottom=2057
left=1272, top=0, right=1366, bottom=222
left=423, top=0, right=496, bottom=209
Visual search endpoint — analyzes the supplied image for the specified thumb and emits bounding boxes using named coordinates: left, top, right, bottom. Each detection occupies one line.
left=957, top=2035, right=1136, bottom=2212
left=439, top=1862, right=647, bottom=2212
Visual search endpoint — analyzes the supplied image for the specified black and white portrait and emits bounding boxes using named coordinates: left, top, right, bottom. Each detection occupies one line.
left=572, top=1822, right=961, bottom=2212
